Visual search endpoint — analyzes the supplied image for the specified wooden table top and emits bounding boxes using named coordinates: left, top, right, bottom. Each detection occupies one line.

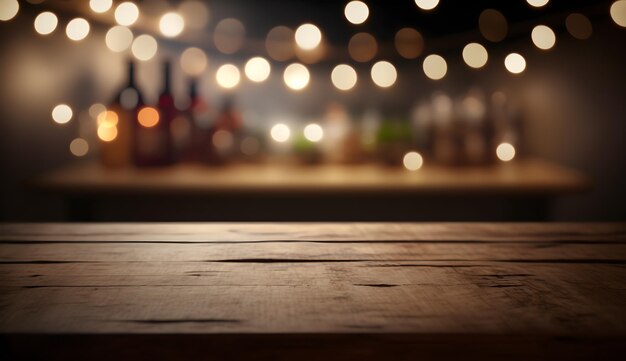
left=29, top=159, right=589, bottom=196
left=1, top=223, right=624, bottom=360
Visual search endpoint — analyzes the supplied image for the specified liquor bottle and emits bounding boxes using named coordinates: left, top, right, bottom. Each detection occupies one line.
left=134, top=60, right=176, bottom=166
left=99, top=59, right=142, bottom=168
left=207, top=96, right=242, bottom=164
left=178, top=78, right=212, bottom=162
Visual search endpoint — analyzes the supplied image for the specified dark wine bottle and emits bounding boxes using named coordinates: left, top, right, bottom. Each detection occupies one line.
left=100, top=59, right=143, bottom=168
left=134, top=60, right=176, bottom=166
left=177, top=79, right=212, bottom=162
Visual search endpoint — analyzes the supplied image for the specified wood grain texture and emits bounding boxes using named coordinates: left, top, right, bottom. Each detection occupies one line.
left=29, top=159, right=589, bottom=196
left=0, top=223, right=625, bottom=360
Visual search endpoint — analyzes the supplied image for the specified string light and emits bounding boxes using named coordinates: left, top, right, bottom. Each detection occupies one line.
left=106, top=26, right=133, bottom=52
left=331, top=64, right=357, bottom=91
left=97, top=110, right=118, bottom=127
left=159, top=12, right=185, bottom=38
left=611, top=1, right=626, bottom=27
left=70, top=138, right=89, bottom=157
left=34, top=12, right=58, bottom=35
left=0, top=0, right=19, bottom=21
left=131, top=34, right=158, bottom=61
left=395, top=28, right=424, bottom=59
left=479, top=9, right=508, bottom=42
left=295, top=24, right=322, bottom=50
left=415, top=0, right=439, bottom=11
left=66, top=18, right=90, bottom=41
left=462, top=43, right=488, bottom=69
left=271, top=123, right=291, bottom=142
left=214, top=18, right=245, bottom=54
left=371, top=61, right=397, bottom=88
left=423, top=54, right=447, bottom=80
left=266, top=26, right=295, bottom=61
left=504, top=53, right=526, bottom=74
left=345, top=1, right=369, bottom=25
left=216, top=64, right=241, bottom=89
left=245, top=57, right=271, bottom=83
left=178, top=0, right=209, bottom=29
left=89, top=0, right=112, bottom=13
left=52, top=104, right=73, bottom=124
left=180, top=47, right=208, bottom=76
left=138, top=107, right=159, bottom=127
left=531, top=25, right=556, bottom=50
left=304, top=123, right=324, bottom=142
left=97, top=125, right=118, bottom=142
left=403, top=151, right=424, bottom=171
left=348, top=33, right=377, bottom=62
left=89, top=104, right=106, bottom=119
left=115, top=2, right=139, bottom=26
left=526, top=0, right=549, bottom=8
left=496, top=142, right=516, bottom=161
left=283, top=63, right=310, bottom=90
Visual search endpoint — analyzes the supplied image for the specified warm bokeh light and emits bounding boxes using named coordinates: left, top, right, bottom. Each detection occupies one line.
left=496, top=142, right=516, bottom=161
left=34, top=12, right=58, bottom=35
left=345, top=1, right=369, bottom=25
left=566, top=13, right=593, bottom=40
left=138, top=107, right=159, bottom=128
left=504, top=53, right=526, bottom=74
left=52, top=104, right=73, bottom=124
left=97, top=125, right=118, bottom=142
left=304, top=123, right=324, bottom=142
left=0, top=0, right=18, bottom=21
left=240, top=136, right=260, bottom=156
left=214, top=18, right=245, bottom=54
left=90, top=0, right=112, bottom=13
left=266, top=26, right=295, bottom=61
left=89, top=103, right=106, bottom=119
left=245, top=57, right=271, bottom=82
left=212, top=130, right=234, bottom=150
left=105, top=26, right=133, bottom=52
left=348, top=32, right=377, bottom=62
left=159, top=12, right=185, bottom=38
left=178, top=0, right=209, bottom=29
left=271, top=123, right=291, bottom=142
left=371, top=61, right=397, bottom=88
left=295, top=24, right=322, bottom=50
left=97, top=110, right=119, bottom=127
left=479, top=9, right=508, bottom=42
left=180, top=47, right=207, bottom=76
left=526, top=0, right=549, bottom=7
left=69, top=138, right=89, bottom=157
left=395, top=28, right=424, bottom=59
left=462, top=43, right=488, bottom=69
left=331, top=64, right=357, bottom=91
left=66, top=18, right=90, bottom=41
left=423, top=54, right=448, bottom=80
left=131, top=34, right=158, bottom=61
left=531, top=25, right=556, bottom=50
left=283, top=63, right=310, bottom=90
left=415, top=0, right=439, bottom=11
left=216, top=64, right=241, bottom=89
left=611, top=1, right=626, bottom=27
left=403, top=152, right=424, bottom=171
left=115, top=2, right=139, bottom=26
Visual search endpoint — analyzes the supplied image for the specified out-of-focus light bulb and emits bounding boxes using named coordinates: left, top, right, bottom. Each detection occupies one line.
left=159, top=12, right=185, bottom=38
left=371, top=61, right=397, bottom=88
left=52, top=104, right=73, bottom=124
left=0, top=0, right=19, bottom=21
left=403, top=151, right=424, bottom=171
left=66, top=18, right=90, bottom=41
left=423, top=54, right=448, bottom=80
left=304, top=123, right=324, bottom=142
left=345, top=1, right=369, bottom=25
left=90, top=0, right=112, bottom=13
left=214, top=18, right=246, bottom=54
left=526, top=0, right=549, bottom=8
left=180, top=47, right=208, bottom=76
left=266, top=26, right=295, bottom=61
left=611, top=1, right=626, bottom=27
left=295, top=24, right=322, bottom=50
left=415, top=0, right=439, bottom=11
left=89, top=104, right=106, bottom=119
left=566, top=13, right=593, bottom=40
left=496, top=142, right=516, bottom=161
left=462, top=43, right=488, bottom=69
left=271, top=123, right=290, bottom=142
left=349, top=32, right=377, bottom=62
left=283, top=63, right=310, bottom=91
left=331, top=64, right=357, bottom=91
left=245, top=57, right=271, bottom=82
left=131, top=34, right=158, bottom=61
left=115, top=2, right=139, bottom=26
left=97, top=125, right=118, bottom=142
left=395, top=28, right=424, bottom=59
left=70, top=138, right=89, bottom=157
left=138, top=107, right=159, bottom=128
left=504, top=53, right=526, bottom=74
left=216, top=64, right=241, bottom=89
left=106, top=26, right=133, bottom=52
left=178, top=0, right=209, bottom=29
left=97, top=110, right=118, bottom=128
left=531, top=25, right=556, bottom=50
left=34, top=12, right=58, bottom=35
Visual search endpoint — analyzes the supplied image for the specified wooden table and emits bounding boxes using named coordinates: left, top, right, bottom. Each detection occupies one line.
left=29, top=159, right=589, bottom=221
left=0, top=223, right=625, bottom=360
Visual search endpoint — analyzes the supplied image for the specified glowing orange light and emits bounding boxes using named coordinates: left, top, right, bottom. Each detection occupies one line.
left=97, top=125, right=118, bottom=142
left=97, top=110, right=118, bottom=127
left=138, top=107, right=159, bottom=127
